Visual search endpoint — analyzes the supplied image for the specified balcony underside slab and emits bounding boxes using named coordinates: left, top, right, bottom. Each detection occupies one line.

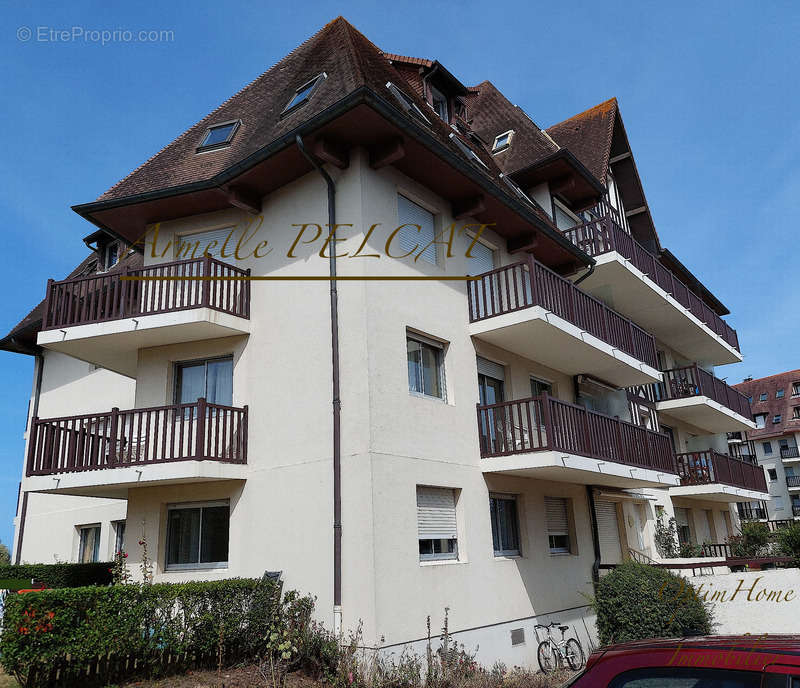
left=576, top=254, right=741, bottom=365
left=38, top=309, right=250, bottom=377
left=469, top=306, right=661, bottom=388
left=25, top=461, right=249, bottom=499
left=656, top=397, right=756, bottom=434
left=669, top=484, right=769, bottom=502
left=480, top=450, right=680, bottom=488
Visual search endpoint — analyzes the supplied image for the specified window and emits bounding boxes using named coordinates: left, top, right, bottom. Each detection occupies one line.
left=78, top=525, right=101, bottom=563
left=490, top=494, right=520, bottom=556
left=530, top=377, right=553, bottom=397
left=608, top=667, right=761, bottom=688
left=449, top=132, right=489, bottom=168
left=764, top=442, right=774, bottom=455
left=777, top=388, right=785, bottom=398
left=774, top=496, right=785, bottom=511
left=386, top=81, right=430, bottom=124
left=175, top=356, right=233, bottom=406
left=417, top=487, right=458, bottom=561
left=544, top=497, right=571, bottom=554
left=553, top=199, right=579, bottom=230
left=282, top=73, right=327, bottom=115
left=113, top=520, right=126, bottom=555
left=760, top=392, right=768, bottom=401
left=396, top=195, right=437, bottom=265
left=754, top=413, right=767, bottom=428
left=747, top=395, right=753, bottom=404
left=165, top=501, right=230, bottom=570
left=768, top=468, right=778, bottom=481
left=197, top=120, right=240, bottom=151
left=104, top=241, right=120, bottom=270
left=407, top=334, right=445, bottom=400
left=430, top=85, right=449, bottom=121
left=674, top=507, right=691, bottom=546
left=793, top=407, right=800, bottom=420
left=793, top=382, right=800, bottom=397
left=492, top=130, right=513, bottom=153
left=774, top=414, right=783, bottom=424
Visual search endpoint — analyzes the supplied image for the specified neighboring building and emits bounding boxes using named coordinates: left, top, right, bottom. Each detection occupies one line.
left=733, top=371, right=800, bottom=521
left=0, top=18, right=768, bottom=662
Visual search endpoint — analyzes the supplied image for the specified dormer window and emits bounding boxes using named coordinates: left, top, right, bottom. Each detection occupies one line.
left=430, top=85, right=449, bottom=121
left=197, top=120, right=240, bottom=152
left=282, top=73, right=327, bottom=116
left=104, top=241, right=120, bottom=270
left=492, top=130, right=513, bottom=153
left=386, top=82, right=430, bottom=125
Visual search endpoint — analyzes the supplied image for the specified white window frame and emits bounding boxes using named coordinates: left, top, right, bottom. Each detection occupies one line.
left=767, top=466, right=778, bottom=481
left=406, top=331, right=447, bottom=402
left=552, top=197, right=581, bottom=230
left=490, top=493, right=521, bottom=557
left=492, top=130, right=514, bottom=153
left=165, top=500, right=230, bottom=571
left=416, top=486, right=459, bottom=562
left=754, top=414, right=767, bottom=429
left=78, top=524, right=101, bottom=563
left=774, top=496, right=785, bottom=511
left=776, top=388, right=785, bottom=398
left=763, top=442, right=773, bottom=455
left=429, top=84, right=449, bottom=122
left=773, top=415, right=782, bottom=424
left=112, top=520, right=126, bottom=555
left=545, top=497, right=572, bottom=555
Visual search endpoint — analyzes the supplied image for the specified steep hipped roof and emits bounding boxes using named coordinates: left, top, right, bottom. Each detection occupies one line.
left=735, top=370, right=800, bottom=440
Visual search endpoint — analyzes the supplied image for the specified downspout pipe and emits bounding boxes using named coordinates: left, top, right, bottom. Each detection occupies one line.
left=295, top=135, right=342, bottom=634
left=15, top=352, right=44, bottom=564
left=573, top=262, right=595, bottom=286
left=586, top=485, right=601, bottom=585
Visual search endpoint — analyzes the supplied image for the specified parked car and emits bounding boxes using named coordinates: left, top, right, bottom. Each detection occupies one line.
left=564, top=636, right=800, bottom=687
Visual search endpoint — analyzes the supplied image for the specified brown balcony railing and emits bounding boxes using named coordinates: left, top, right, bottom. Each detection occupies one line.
left=781, top=446, right=800, bottom=459
left=476, top=392, right=676, bottom=474
left=794, top=505, right=800, bottom=517
left=467, top=254, right=658, bottom=369
left=629, top=364, right=751, bottom=419
left=675, top=450, right=767, bottom=492
left=560, top=215, right=740, bottom=352
left=26, top=398, right=247, bottom=477
left=787, top=476, right=800, bottom=488
left=42, top=256, right=251, bottom=330
left=737, top=503, right=767, bottom=520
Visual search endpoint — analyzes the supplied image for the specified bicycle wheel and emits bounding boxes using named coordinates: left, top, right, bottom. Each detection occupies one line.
left=564, top=637, right=585, bottom=671
left=537, top=640, right=560, bottom=673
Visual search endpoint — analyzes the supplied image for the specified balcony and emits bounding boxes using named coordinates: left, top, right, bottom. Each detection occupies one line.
left=559, top=216, right=741, bottom=365
left=737, top=504, right=767, bottom=520
left=476, top=393, right=679, bottom=488
left=25, top=398, right=248, bottom=498
left=670, top=450, right=768, bottom=501
left=467, top=256, right=662, bottom=388
left=781, top=447, right=800, bottom=460
left=629, top=364, right=755, bottom=434
left=787, top=476, right=800, bottom=490
left=794, top=505, right=800, bottom=517
left=37, top=257, right=251, bottom=376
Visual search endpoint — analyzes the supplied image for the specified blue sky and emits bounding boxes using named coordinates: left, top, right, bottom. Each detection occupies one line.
left=1, top=1, right=798, bottom=551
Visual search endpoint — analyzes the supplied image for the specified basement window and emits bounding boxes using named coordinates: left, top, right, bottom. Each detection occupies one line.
left=282, top=73, right=327, bottom=116
left=492, top=130, right=513, bottom=153
left=449, top=132, right=488, bottom=169
left=197, top=120, right=241, bottom=152
left=386, top=82, right=431, bottom=124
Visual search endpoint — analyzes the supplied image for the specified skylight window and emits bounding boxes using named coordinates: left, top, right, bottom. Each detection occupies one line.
left=492, top=130, right=513, bottom=153
left=449, top=132, right=488, bottom=169
left=499, top=173, right=534, bottom=205
left=386, top=82, right=430, bottom=124
left=282, top=73, right=327, bottom=116
left=197, top=120, right=241, bottom=152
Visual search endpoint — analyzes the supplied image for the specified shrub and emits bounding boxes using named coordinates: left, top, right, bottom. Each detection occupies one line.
left=0, top=562, right=112, bottom=589
left=592, top=560, right=712, bottom=644
left=728, top=521, right=772, bottom=557
left=777, top=521, right=800, bottom=565
left=0, top=577, right=312, bottom=687
left=654, top=516, right=679, bottom=558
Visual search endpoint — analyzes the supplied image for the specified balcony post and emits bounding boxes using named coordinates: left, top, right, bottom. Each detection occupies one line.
left=244, top=267, right=252, bottom=318
left=108, top=408, right=119, bottom=467
left=202, top=256, right=212, bottom=308
left=540, top=391, right=551, bottom=450
left=119, top=266, right=129, bottom=318
left=42, top=279, right=54, bottom=330
left=196, top=397, right=207, bottom=460
left=241, top=405, right=248, bottom=463
left=26, top=418, right=38, bottom=476
left=526, top=254, right=538, bottom=306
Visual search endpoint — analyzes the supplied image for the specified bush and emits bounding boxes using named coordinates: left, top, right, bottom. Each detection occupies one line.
left=728, top=521, right=772, bottom=558
left=0, top=577, right=312, bottom=687
left=777, top=522, right=800, bottom=565
left=0, top=562, right=112, bottom=589
left=654, top=516, right=679, bottom=558
left=593, top=561, right=712, bottom=644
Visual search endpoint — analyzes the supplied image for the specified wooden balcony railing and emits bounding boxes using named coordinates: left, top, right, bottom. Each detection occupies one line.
left=786, top=476, right=800, bottom=488
left=781, top=446, right=800, bottom=459
left=629, top=364, right=751, bottom=419
left=560, top=215, right=740, bottom=352
left=26, top=399, right=247, bottom=477
left=737, top=504, right=768, bottom=520
left=674, top=450, right=767, bottom=492
left=42, top=256, right=251, bottom=330
left=476, top=392, right=676, bottom=474
left=467, top=254, right=658, bottom=369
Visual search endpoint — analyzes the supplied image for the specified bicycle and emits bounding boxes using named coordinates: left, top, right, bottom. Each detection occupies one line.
left=535, top=621, right=585, bottom=673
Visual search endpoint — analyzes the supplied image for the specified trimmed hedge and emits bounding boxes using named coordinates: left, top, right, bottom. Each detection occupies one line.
left=593, top=561, right=713, bottom=645
left=0, top=577, right=302, bottom=686
left=0, top=562, right=113, bottom=589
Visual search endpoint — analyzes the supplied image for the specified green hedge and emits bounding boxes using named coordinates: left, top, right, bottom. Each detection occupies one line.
left=0, top=562, right=113, bottom=589
left=0, top=578, right=297, bottom=686
left=593, top=561, right=713, bottom=645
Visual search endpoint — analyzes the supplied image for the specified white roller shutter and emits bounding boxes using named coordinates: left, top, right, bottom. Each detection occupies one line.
left=176, top=227, right=235, bottom=259
left=477, top=356, right=505, bottom=382
left=596, top=500, right=623, bottom=564
left=545, top=497, right=569, bottom=535
left=467, top=240, right=494, bottom=275
left=397, top=195, right=436, bottom=265
left=417, top=487, right=457, bottom=539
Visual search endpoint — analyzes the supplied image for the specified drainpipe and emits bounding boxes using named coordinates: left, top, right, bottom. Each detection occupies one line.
left=295, top=134, right=342, bottom=635
left=573, top=262, right=595, bottom=286
left=586, top=485, right=601, bottom=585
left=15, top=352, right=44, bottom=564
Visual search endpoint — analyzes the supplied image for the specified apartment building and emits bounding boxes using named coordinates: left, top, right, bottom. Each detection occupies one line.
left=1, top=18, right=769, bottom=661
left=733, top=371, right=800, bottom=521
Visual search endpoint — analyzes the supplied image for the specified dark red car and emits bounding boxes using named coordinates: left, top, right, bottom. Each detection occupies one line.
left=565, top=636, right=800, bottom=687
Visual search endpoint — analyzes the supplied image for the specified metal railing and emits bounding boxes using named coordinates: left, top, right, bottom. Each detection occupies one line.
left=675, top=450, right=767, bottom=492
left=786, top=476, right=800, bottom=488
left=781, top=446, right=800, bottom=459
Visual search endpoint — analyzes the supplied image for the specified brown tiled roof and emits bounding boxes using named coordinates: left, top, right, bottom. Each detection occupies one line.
left=383, top=54, right=433, bottom=68
left=734, top=370, right=800, bottom=440
left=546, top=98, right=617, bottom=184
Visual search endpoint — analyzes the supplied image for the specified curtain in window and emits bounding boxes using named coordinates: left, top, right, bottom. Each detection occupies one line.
left=206, top=358, right=233, bottom=405
left=79, top=526, right=101, bottom=563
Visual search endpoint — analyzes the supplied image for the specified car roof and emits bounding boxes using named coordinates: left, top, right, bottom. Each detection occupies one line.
left=602, top=636, right=800, bottom=653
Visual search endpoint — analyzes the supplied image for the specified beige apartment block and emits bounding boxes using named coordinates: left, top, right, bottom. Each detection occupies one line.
left=1, top=18, right=769, bottom=663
